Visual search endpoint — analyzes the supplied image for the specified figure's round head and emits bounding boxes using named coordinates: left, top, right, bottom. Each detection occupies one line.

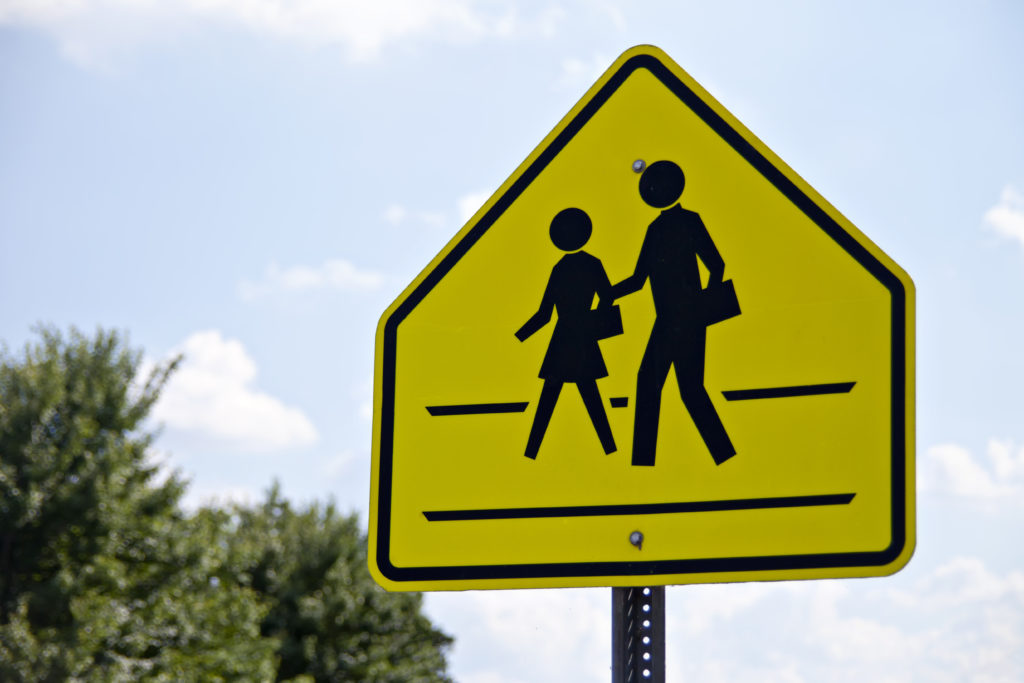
left=639, top=160, right=685, bottom=208
left=549, top=207, right=592, bottom=251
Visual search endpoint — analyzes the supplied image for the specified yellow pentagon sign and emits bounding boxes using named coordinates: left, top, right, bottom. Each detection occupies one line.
left=369, top=45, right=915, bottom=591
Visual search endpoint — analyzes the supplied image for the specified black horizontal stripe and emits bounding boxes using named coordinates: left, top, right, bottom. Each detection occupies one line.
left=426, top=402, right=529, bottom=416
left=424, top=493, right=855, bottom=521
left=723, top=382, right=855, bottom=401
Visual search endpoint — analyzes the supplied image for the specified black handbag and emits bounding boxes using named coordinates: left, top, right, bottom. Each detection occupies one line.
left=702, top=279, right=741, bottom=325
left=591, top=304, right=624, bottom=340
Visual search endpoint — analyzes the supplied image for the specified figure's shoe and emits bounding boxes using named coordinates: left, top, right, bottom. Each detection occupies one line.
left=631, top=451, right=656, bottom=467
left=711, top=447, right=736, bottom=465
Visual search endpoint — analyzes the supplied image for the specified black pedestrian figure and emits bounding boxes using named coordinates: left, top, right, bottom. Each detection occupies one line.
left=516, top=208, right=618, bottom=460
left=613, top=160, right=737, bottom=466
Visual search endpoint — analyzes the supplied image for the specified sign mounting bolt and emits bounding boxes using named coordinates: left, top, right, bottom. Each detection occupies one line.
left=629, top=530, right=644, bottom=550
left=632, top=159, right=646, bottom=173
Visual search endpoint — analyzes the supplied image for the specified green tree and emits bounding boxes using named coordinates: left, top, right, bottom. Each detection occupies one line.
left=0, top=327, right=453, bottom=682
left=219, top=486, right=453, bottom=682
left=0, top=328, right=276, bottom=681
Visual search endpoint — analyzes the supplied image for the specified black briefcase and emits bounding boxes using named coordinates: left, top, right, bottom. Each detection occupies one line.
left=702, top=279, right=740, bottom=325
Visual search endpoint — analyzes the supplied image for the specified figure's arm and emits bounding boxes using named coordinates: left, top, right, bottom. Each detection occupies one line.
left=594, top=261, right=614, bottom=308
left=611, top=232, right=651, bottom=299
left=693, top=214, right=725, bottom=284
left=515, top=276, right=556, bottom=341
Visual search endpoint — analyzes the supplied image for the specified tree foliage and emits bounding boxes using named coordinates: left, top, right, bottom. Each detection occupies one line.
left=219, top=488, right=453, bottom=682
left=0, top=327, right=451, bottom=681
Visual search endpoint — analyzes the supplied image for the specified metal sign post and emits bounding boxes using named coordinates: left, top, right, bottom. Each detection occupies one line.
left=612, top=586, right=664, bottom=683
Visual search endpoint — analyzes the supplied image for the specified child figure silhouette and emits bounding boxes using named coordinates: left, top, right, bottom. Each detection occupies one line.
left=516, top=208, right=618, bottom=460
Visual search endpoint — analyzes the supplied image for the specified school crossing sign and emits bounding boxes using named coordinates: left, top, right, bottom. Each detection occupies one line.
left=369, top=45, right=915, bottom=591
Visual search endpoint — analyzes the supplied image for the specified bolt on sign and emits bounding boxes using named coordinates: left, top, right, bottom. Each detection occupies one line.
left=369, top=44, right=915, bottom=591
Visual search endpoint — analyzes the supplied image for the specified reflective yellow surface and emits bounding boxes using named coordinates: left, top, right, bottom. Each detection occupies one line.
left=369, top=45, right=915, bottom=591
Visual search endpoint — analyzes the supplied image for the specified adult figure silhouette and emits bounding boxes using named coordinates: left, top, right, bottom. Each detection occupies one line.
left=516, top=208, right=617, bottom=460
left=613, top=160, right=736, bottom=466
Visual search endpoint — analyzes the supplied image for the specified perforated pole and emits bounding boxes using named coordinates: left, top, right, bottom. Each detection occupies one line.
left=612, top=586, right=665, bottom=683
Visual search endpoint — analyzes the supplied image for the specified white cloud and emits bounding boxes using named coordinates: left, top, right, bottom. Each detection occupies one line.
left=320, top=450, right=357, bottom=478
left=0, top=0, right=560, bottom=67
left=151, top=330, right=318, bottom=450
left=888, top=556, right=1024, bottom=611
left=141, top=446, right=180, bottom=489
left=598, top=2, right=626, bottom=32
left=663, top=558, right=1024, bottom=682
left=456, top=190, right=491, bottom=224
left=351, top=376, right=373, bottom=422
left=381, top=203, right=449, bottom=229
left=238, top=258, right=383, bottom=300
left=426, top=588, right=608, bottom=683
left=874, top=558, right=1024, bottom=679
left=919, top=440, right=1024, bottom=499
left=428, top=560, right=1024, bottom=683
left=418, top=211, right=447, bottom=229
left=181, top=483, right=261, bottom=511
left=985, top=185, right=1024, bottom=250
left=556, top=53, right=612, bottom=93
left=382, top=204, right=408, bottom=226
left=675, top=580, right=777, bottom=637
left=989, top=438, right=1024, bottom=481
left=383, top=192, right=493, bottom=232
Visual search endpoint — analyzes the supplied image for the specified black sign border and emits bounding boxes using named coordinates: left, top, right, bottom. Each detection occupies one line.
left=375, top=51, right=908, bottom=584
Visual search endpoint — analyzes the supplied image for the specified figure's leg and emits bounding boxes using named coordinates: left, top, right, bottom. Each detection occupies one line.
left=674, top=329, right=736, bottom=465
left=632, top=324, right=673, bottom=466
left=524, top=380, right=563, bottom=459
left=577, top=380, right=617, bottom=454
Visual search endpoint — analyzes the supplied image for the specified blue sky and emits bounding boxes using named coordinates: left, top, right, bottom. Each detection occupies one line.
left=2, top=1, right=1023, bottom=680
